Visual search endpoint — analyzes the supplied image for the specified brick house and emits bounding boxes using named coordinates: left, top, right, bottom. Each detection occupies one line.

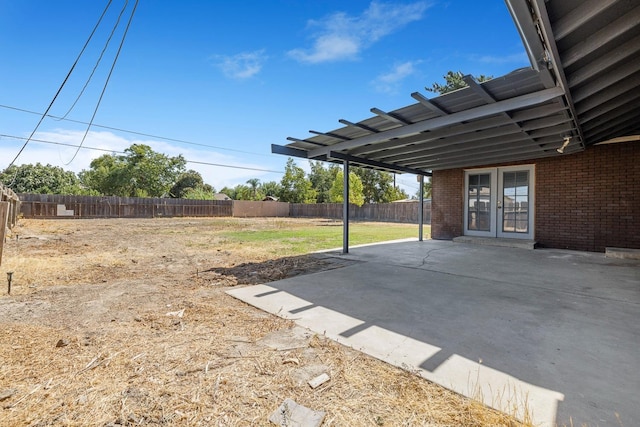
left=273, top=0, right=640, bottom=253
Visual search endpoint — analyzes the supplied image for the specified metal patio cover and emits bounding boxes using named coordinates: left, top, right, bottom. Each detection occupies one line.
left=272, top=0, right=640, bottom=175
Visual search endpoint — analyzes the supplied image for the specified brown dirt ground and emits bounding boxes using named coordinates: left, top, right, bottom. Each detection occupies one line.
left=0, top=218, right=526, bottom=426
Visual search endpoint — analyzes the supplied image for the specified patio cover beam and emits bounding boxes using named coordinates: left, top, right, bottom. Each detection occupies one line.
left=307, top=86, right=565, bottom=158
left=552, top=0, right=618, bottom=41
left=411, top=92, right=447, bottom=115
left=560, top=4, right=640, bottom=68
left=286, top=136, right=326, bottom=146
left=371, top=107, right=412, bottom=125
left=348, top=103, right=567, bottom=157
left=328, top=151, right=431, bottom=176
left=309, top=130, right=351, bottom=141
left=271, top=144, right=309, bottom=159
left=338, top=119, right=380, bottom=134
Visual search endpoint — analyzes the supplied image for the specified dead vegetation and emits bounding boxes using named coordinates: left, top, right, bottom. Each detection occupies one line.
left=0, top=218, right=527, bottom=426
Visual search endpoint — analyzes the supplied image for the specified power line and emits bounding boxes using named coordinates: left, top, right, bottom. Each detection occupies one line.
left=65, top=0, right=139, bottom=165
left=55, top=0, right=129, bottom=121
left=0, top=103, right=275, bottom=158
left=7, top=0, right=115, bottom=169
left=0, top=133, right=285, bottom=174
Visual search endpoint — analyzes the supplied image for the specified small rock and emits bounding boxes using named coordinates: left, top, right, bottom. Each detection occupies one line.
left=308, top=373, right=330, bottom=389
left=55, top=339, right=69, bottom=348
left=77, top=394, right=88, bottom=405
left=0, top=389, right=17, bottom=402
left=269, top=398, right=325, bottom=427
left=134, top=316, right=143, bottom=322
left=291, top=365, right=330, bottom=387
left=166, top=309, right=185, bottom=318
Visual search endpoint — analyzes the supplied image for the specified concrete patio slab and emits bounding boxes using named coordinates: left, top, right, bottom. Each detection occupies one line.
left=228, top=240, right=639, bottom=427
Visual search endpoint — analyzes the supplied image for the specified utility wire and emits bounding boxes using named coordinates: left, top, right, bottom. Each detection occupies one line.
left=65, top=0, right=139, bottom=165
left=0, top=133, right=285, bottom=174
left=6, top=0, right=114, bottom=169
left=0, top=103, right=275, bottom=158
left=55, top=0, right=129, bottom=121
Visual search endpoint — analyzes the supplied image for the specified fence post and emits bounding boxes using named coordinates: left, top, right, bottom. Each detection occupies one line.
left=0, top=201, right=9, bottom=266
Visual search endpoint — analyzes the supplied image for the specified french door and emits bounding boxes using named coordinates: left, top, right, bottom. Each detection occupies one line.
left=464, top=165, right=534, bottom=240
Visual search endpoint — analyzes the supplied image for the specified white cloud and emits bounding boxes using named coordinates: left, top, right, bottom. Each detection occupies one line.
left=372, top=60, right=420, bottom=94
left=0, top=129, right=281, bottom=192
left=289, top=1, right=429, bottom=64
left=213, top=50, right=267, bottom=79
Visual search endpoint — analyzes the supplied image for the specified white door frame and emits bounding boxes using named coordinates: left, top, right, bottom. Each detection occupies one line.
left=463, top=168, right=497, bottom=237
left=464, top=165, right=535, bottom=240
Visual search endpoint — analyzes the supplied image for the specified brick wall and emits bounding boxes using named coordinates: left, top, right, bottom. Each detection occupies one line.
left=430, top=142, right=640, bottom=252
left=431, top=168, right=464, bottom=240
left=535, top=142, right=639, bottom=251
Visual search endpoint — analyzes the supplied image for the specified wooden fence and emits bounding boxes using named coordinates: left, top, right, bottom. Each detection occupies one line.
left=17, top=194, right=431, bottom=224
left=1, top=183, right=21, bottom=266
left=19, top=194, right=232, bottom=219
left=290, top=200, right=431, bottom=224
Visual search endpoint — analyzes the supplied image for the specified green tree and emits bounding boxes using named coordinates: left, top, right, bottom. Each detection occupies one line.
left=279, top=158, right=316, bottom=203
left=233, top=184, right=253, bottom=200
left=329, top=171, right=365, bottom=207
left=182, top=186, right=216, bottom=200
left=353, top=167, right=407, bottom=203
left=80, top=144, right=186, bottom=197
left=169, top=170, right=215, bottom=198
left=308, top=161, right=340, bottom=203
left=246, top=178, right=261, bottom=200
left=219, top=186, right=236, bottom=200
left=416, top=177, right=432, bottom=199
left=259, top=181, right=282, bottom=200
left=0, top=163, right=93, bottom=195
left=426, top=70, right=493, bottom=94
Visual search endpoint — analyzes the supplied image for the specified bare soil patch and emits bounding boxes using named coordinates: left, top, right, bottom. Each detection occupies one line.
left=0, top=218, right=525, bottom=426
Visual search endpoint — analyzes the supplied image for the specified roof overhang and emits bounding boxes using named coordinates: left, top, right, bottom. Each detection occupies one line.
left=272, top=0, right=640, bottom=175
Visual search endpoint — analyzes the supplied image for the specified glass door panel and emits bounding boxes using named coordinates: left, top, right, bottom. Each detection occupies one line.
left=501, top=171, right=529, bottom=234
left=465, top=166, right=534, bottom=240
left=467, top=173, right=491, bottom=231
left=464, top=169, right=496, bottom=237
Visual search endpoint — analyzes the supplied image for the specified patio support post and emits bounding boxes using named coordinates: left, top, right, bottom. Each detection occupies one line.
left=343, top=159, right=350, bottom=254
left=418, top=175, right=424, bottom=242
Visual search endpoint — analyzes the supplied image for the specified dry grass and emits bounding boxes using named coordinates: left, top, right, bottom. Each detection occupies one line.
left=0, top=218, right=529, bottom=426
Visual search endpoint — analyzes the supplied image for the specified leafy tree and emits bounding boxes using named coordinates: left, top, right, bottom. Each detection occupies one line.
left=182, top=186, right=216, bottom=200
left=80, top=144, right=186, bottom=197
left=0, top=163, right=94, bottom=195
left=259, top=181, right=282, bottom=199
left=279, top=158, right=316, bottom=203
left=419, top=177, right=432, bottom=199
left=426, top=70, right=492, bottom=94
left=385, top=184, right=409, bottom=202
left=233, top=184, right=253, bottom=200
left=353, top=167, right=407, bottom=203
left=246, top=178, right=261, bottom=200
left=218, top=186, right=236, bottom=200
left=308, top=161, right=340, bottom=203
left=169, top=170, right=214, bottom=198
left=329, top=171, right=365, bottom=207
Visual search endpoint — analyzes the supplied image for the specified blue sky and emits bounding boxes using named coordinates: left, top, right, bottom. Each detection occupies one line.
left=0, top=1, right=529, bottom=193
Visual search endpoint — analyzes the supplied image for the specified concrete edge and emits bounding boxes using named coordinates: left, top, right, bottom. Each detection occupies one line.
left=605, top=247, right=640, bottom=260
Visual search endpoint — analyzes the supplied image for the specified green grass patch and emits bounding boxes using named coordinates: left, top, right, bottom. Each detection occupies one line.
left=221, top=222, right=429, bottom=255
